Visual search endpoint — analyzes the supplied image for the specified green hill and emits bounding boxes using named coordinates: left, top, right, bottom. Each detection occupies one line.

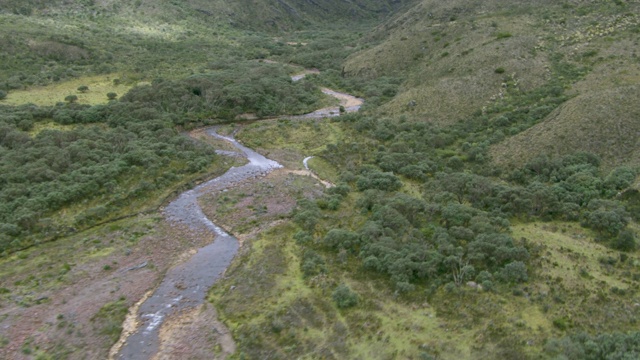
left=491, top=84, right=640, bottom=170
left=0, top=0, right=415, bottom=30
left=340, top=0, right=640, bottom=169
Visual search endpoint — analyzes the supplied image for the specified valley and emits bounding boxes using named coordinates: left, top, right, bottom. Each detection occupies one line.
left=1, top=0, right=640, bottom=359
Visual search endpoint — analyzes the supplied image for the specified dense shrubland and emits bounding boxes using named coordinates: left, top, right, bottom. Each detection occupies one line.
left=0, top=59, right=325, bottom=254
left=121, top=62, right=322, bottom=120
left=0, top=102, right=217, bottom=253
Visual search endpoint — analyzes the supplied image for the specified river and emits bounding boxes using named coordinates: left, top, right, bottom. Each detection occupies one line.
left=115, top=75, right=362, bottom=359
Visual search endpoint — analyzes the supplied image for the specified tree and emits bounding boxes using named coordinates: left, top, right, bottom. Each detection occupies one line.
left=613, top=229, right=636, bottom=252
left=604, top=166, right=637, bottom=192
left=497, top=261, right=528, bottom=283
left=356, top=170, right=402, bottom=192
left=332, top=284, right=358, bottom=308
left=64, top=95, right=78, bottom=103
left=77, top=85, right=89, bottom=93
left=583, top=208, right=628, bottom=239
left=107, top=92, right=118, bottom=100
left=323, top=229, right=359, bottom=251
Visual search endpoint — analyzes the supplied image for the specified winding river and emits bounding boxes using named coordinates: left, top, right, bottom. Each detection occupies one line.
left=115, top=74, right=362, bottom=359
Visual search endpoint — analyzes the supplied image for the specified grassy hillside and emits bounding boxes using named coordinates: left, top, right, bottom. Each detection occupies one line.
left=341, top=0, right=640, bottom=169
left=492, top=84, right=640, bottom=170
left=0, top=0, right=416, bottom=30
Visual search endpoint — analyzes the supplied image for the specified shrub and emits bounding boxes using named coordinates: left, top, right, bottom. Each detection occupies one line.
left=497, top=261, right=528, bottom=283
left=332, top=284, right=358, bottom=308
left=64, top=94, right=78, bottom=103
left=107, top=92, right=118, bottom=100
left=0, top=90, right=6, bottom=100
left=77, top=85, right=89, bottom=93
left=613, top=229, right=636, bottom=252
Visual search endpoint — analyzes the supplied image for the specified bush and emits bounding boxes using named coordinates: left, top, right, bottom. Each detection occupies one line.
left=497, top=261, right=528, bottom=283
left=64, top=94, right=78, bottom=103
left=77, top=85, right=89, bottom=93
left=613, top=229, right=636, bottom=252
left=332, top=284, right=358, bottom=308
left=107, top=92, right=118, bottom=100
left=0, top=90, right=6, bottom=100
left=356, top=170, right=402, bottom=192
left=323, top=229, right=359, bottom=250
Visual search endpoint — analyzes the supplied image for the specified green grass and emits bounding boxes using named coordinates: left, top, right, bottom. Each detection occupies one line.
left=236, top=118, right=345, bottom=169
left=210, top=213, right=640, bottom=359
left=306, top=156, right=339, bottom=183
left=91, top=297, right=129, bottom=343
left=4, top=75, right=131, bottom=106
left=513, top=222, right=632, bottom=293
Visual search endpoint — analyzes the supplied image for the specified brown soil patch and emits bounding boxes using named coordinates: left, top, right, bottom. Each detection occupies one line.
left=0, top=213, right=227, bottom=359
left=153, top=304, right=235, bottom=360
left=199, top=169, right=325, bottom=237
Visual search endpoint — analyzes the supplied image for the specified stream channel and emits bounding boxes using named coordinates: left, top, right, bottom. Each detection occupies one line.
left=115, top=74, right=362, bottom=359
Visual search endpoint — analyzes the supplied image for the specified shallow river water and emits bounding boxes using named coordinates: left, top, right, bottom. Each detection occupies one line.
left=116, top=129, right=281, bottom=359
left=116, top=80, right=362, bottom=359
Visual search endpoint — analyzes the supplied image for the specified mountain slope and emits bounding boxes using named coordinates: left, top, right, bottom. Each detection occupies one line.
left=491, top=84, right=640, bottom=170
left=342, top=0, right=640, bottom=168
left=0, top=0, right=416, bottom=30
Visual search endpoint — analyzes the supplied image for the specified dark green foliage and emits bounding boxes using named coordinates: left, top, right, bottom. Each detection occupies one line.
left=323, top=229, right=359, bottom=251
left=620, top=189, right=640, bottom=222
left=604, top=166, right=637, bottom=192
left=293, top=199, right=321, bottom=233
left=120, top=62, right=321, bottom=120
left=332, top=284, right=358, bottom=308
left=0, top=91, right=6, bottom=100
left=77, top=85, right=89, bottom=93
left=64, top=94, right=78, bottom=103
left=106, top=92, right=118, bottom=100
left=355, top=166, right=402, bottom=192
left=496, top=261, right=528, bottom=283
left=581, top=200, right=629, bottom=240
left=0, top=102, right=217, bottom=253
left=545, top=331, right=640, bottom=360
left=301, top=250, right=326, bottom=278
left=293, top=230, right=313, bottom=245
left=613, top=229, right=636, bottom=252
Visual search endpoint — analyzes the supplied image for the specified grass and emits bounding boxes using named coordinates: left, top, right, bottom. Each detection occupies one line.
left=3, top=75, right=132, bottom=106
left=512, top=222, right=632, bottom=293
left=209, top=213, right=640, bottom=358
left=91, top=297, right=129, bottom=343
left=237, top=118, right=344, bottom=168
left=2, top=0, right=640, bottom=358
left=490, top=83, right=640, bottom=170
left=306, top=156, right=339, bottom=183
